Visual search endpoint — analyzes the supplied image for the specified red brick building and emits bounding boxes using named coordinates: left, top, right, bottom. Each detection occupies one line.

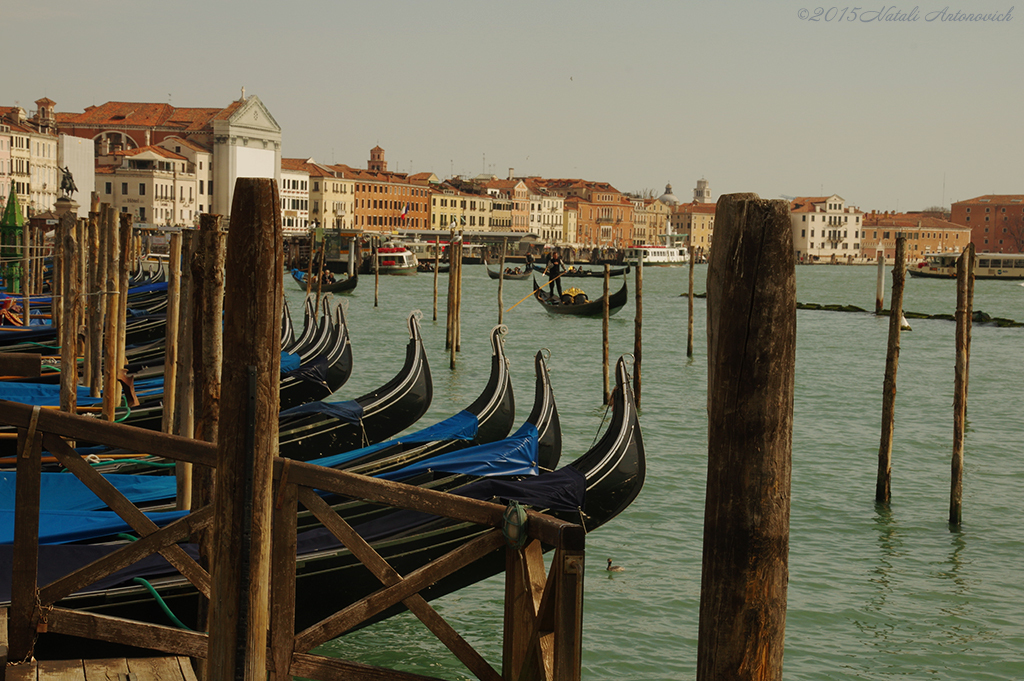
left=949, top=195, right=1024, bottom=253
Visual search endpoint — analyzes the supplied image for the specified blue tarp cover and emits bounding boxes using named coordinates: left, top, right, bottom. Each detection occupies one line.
left=281, top=351, right=301, bottom=372
left=0, top=377, right=165, bottom=407
left=0, top=508, right=188, bottom=545
left=310, top=410, right=478, bottom=469
left=280, top=398, right=363, bottom=423
left=0, top=472, right=177, bottom=513
left=378, top=422, right=538, bottom=481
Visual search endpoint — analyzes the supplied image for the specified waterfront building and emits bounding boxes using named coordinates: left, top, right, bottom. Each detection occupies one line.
left=789, top=195, right=864, bottom=262
left=156, top=137, right=213, bottom=218
left=950, top=195, right=1024, bottom=253
left=525, top=180, right=564, bottom=242
left=671, top=200, right=716, bottom=258
left=0, top=123, right=10, bottom=211
left=0, top=100, right=59, bottom=217
left=531, top=178, right=635, bottom=247
left=861, top=212, right=971, bottom=260
left=429, top=180, right=494, bottom=232
left=95, top=145, right=199, bottom=227
left=279, top=159, right=311, bottom=236
left=57, top=92, right=281, bottom=217
left=329, top=148, right=430, bottom=233
left=302, top=161, right=355, bottom=233
left=483, top=176, right=530, bottom=232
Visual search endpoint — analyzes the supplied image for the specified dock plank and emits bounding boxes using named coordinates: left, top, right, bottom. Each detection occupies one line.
left=124, top=657, right=186, bottom=681
left=82, top=658, right=129, bottom=680
left=36, top=659, right=85, bottom=681
left=5, top=661, right=38, bottom=681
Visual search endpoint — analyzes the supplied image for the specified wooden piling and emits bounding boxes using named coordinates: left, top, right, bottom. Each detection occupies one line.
left=602, top=264, right=610, bottom=405
left=498, top=238, right=506, bottom=325
left=162, top=232, right=183, bottom=436
left=699, top=193, right=795, bottom=681
left=455, top=238, right=463, bottom=353
left=206, top=177, right=282, bottom=681
left=875, top=236, right=907, bottom=505
left=373, top=237, right=380, bottom=308
left=950, top=244, right=973, bottom=526
left=101, top=205, right=120, bottom=421
left=687, top=245, right=695, bottom=358
left=86, top=210, right=102, bottom=396
left=964, top=243, right=975, bottom=413
left=21, top=218, right=31, bottom=326
left=59, top=212, right=79, bottom=415
left=633, top=251, right=643, bottom=408
left=173, top=231, right=196, bottom=504
left=433, top=238, right=440, bottom=321
left=115, top=213, right=133, bottom=404
left=875, top=253, right=885, bottom=315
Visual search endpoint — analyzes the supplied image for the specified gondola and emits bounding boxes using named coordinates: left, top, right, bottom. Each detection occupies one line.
left=290, top=268, right=358, bottom=293
left=8, top=356, right=642, bottom=654
left=486, top=264, right=530, bottom=280
left=531, top=263, right=631, bottom=278
left=417, top=261, right=449, bottom=274
left=276, top=310, right=433, bottom=459
left=532, top=275, right=628, bottom=316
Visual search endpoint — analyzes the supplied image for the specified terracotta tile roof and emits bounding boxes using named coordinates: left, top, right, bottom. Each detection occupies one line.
left=58, top=100, right=241, bottom=132
left=953, top=194, right=1024, bottom=204
left=675, top=202, right=717, bottom=215
left=281, top=158, right=315, bottom=172
left=862, top=213, right=967, bottom=230
left=112, top=145, right=188, bottom=160
left=161, top=136, right=210, bottom=153
left=94, top=165, right=117, bottom=175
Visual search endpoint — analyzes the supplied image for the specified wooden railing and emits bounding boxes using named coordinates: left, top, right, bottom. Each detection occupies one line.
left=1, top=399, right=585, bottom=681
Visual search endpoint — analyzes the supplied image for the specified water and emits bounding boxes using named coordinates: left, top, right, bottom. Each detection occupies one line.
left=285, top=264, right=1024, bottom=680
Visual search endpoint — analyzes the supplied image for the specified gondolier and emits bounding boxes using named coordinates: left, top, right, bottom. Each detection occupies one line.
left=543, top=250, right=564, bottom=296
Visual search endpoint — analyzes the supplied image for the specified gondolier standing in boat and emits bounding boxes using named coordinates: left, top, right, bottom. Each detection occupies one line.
left=543, top=249, right=564, bottom=297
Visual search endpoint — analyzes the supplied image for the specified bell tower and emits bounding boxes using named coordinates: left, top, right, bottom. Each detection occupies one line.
left=693, top=178, right=711, bottom=204
left=368, top=145, right=387, bottom=172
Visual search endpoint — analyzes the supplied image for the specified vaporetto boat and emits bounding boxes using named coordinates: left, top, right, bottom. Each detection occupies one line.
left=622, top=245, right=690, bottom=266
left=909, top=252, right=1024, bottom=280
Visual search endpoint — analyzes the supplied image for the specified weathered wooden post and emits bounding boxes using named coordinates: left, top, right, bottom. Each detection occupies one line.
left=699, top=193, right=795, bottom=681
left=9, top=424, right=42, bottom=662
left=498, top=238, right=507, bottom=325
left=86, top=209, right=102, bottom=396
left=59, top=212, right=78, bottom=415
left=373, top=237, right=380, bottom=308
left=875, top=252, right=885, bottom=315
left=876, top=235, right=907, bottom=504
left=101, top=205, right=120, bottom=420
left=949, top=243, right=974, bottom=526
left=963, top=243, right=975, bottom=413
left=206, top=177, right=282, bottom=681
left=115, top=213, right=133, bottom=403
left=633, top=251, right=643, bottom=407
left=433, top=238, right=440, bottom=321
left=687, top=245, right=695, bottom=358
left=602, top=264, right=610, bottom=405
left=455, top=237, right=463, bottom=353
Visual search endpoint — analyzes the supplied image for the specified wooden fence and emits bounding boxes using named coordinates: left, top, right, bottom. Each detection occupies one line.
left=1, top=399, right=585, bottom=681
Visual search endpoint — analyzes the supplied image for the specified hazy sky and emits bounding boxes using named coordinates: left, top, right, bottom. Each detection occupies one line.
left=8, top=1, right=1021, bottom=211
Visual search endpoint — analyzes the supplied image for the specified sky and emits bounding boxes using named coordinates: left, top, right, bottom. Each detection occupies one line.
left=7, top=0, right=1022, bottom=212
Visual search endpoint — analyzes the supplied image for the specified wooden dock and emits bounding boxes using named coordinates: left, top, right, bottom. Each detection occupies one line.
left=1, top=608, right=199, bottom=681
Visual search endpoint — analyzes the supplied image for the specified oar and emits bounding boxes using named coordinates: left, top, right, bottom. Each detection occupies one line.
left=505, top=271, right=570, bottom=314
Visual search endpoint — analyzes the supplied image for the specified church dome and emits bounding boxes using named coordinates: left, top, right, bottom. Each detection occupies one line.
left=658, top=183, right=681, bottom=206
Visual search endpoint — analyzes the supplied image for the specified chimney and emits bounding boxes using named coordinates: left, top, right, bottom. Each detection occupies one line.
left=508, top=168, right=514, bottom=180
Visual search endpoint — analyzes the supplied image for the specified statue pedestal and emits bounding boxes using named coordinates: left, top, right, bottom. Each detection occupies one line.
left=54, top=196, right=79, bottom=218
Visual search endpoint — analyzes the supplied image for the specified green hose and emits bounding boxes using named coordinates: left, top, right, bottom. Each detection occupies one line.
left=132, top=577, right=193, bottom=631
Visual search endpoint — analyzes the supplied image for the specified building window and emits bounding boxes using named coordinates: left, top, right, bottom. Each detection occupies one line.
left=105, top=182, right=112, bottom=194
left=122, top=182, right=128, bottom=195
left=139, top=183, right=146, bottom=196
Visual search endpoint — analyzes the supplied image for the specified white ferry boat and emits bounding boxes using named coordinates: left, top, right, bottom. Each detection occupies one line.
left=622, top=245, right=690, bottom=267
left=362, top=242, right=418, bottom=275
left=909, top=252, right=1024, bottom=280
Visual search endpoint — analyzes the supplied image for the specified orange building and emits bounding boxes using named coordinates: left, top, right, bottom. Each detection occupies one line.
left=950, top=195, right=1024, bottom=253
left=531, top=179, right=634, bottom=247
left=860, top=212, right=972, bottom=261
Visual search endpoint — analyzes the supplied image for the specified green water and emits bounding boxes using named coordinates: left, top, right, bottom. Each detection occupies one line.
left=285, top=264, right=1024, bottom=680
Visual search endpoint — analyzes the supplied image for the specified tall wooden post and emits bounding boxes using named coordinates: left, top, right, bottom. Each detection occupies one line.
left=875, top=253, right=885, bottom=315
left=373, top=237, right=380, bottom=308
left=206, top=177, right=283, bottom=681
left=687, top=245, right=695, bottom=358
left=498, top=238, right=507, bottom=325
left=173, top=232, right=196, bottom=442
left=101, top=205, right=120, bottom=420
left=190, top=215, right=226, bottom=509
left=21, top=220, right=31, bottom=326
left=114, top=213, right=133, bottom=405
left=950, top=243, right=973, bottom=526
left=432, top=239, right=440, bottom=321
left=455, top=238, right=463, bottom=353
left=963, top=243, right=975, bottom=413
left=876, top=236, right=906, bottom=504
left=602, top=264, right=610, bottom=405
left=699, top=194, right=795, bottom=681
left=59, top=212, right=79, bottom=415
left=633, top=252, right=643, bottom=407
left=86, top=209, right=102, bottom=396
